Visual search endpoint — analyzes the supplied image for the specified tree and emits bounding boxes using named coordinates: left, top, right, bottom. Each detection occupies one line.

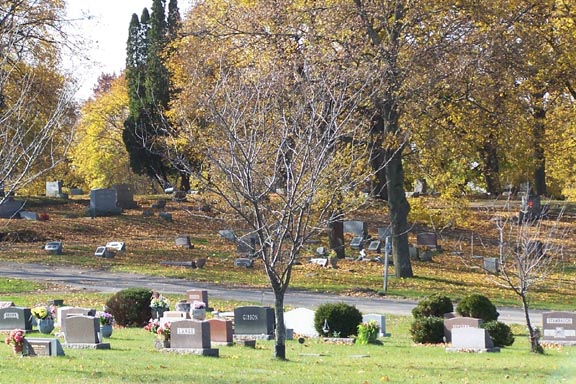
left=0, top=0, right=76, bottom=198
left=167, top=0, right=385, bottom=359
left=470, top=201, right=567, bottom=353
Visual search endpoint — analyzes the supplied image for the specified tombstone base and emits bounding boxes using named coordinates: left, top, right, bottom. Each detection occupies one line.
left=63, top=342, right=111, bottom=350
left=541, top=340, right=576, bottom=346
left=445, top=347, right=500, bottom=353
left=322, top=337, right=355, bottom=345
left=211, top=341, right=234, bottom=347
left=234, top=334, right=273, bottom=341
left=166, top=348, right=219, bottom=357
left=235, top=339, right=256, bottom=348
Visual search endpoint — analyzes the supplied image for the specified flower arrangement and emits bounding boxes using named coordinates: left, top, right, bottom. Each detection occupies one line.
left=31, top=305, right=55, bottom=320
left=356, top=320, right=380, bottom=345
left=150, top=292, right=169, bottom=310
left=5, top=329, right=25, bottom=347
left=192, top=300, right=206, bottom=310
left=97, top=311, right=114, bottom=326
left=144, top=319, right=170, bottom=339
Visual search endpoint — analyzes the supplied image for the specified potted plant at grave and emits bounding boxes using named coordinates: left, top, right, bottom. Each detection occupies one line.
left=31, top=305, right=55, bottom=334
left=149, top=292, right=169, bottom=319
left=5, top=328, right=26, bottom=355
left=144, top=319, right=171, bottom=349
left=191, top=300, right=206, bottom=320
left=97, top=311, right=115, bottom=338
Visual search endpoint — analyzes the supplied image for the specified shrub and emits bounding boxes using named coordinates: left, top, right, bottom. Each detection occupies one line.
left=314, top=302, right=363, bottom=337
left=410, top=316, right=445, bottom=344
left=483, top=320, right=515, bottom=347
left=356, top=321, right=380, bottom=345
left=412, top=294, right=454, bottom=319
left=455, top=294, right=499, bottom=322
left=105, top=288, right=153, bottom=327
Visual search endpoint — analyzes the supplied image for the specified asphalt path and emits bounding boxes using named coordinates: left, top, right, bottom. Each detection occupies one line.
left=0, top=261, right=542, bottom=325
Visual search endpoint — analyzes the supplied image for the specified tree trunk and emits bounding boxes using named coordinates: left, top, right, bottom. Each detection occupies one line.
left=521, top=292, right=543, bottom=354
left=179, top=171, right=190, bottom=191
left=328, top=213, right=345, bottom=259
left=273, top=290, right=286, bottom=360
left=532, top=92, right=547, bottom=196
left=481, top=135, right=501, bottom=195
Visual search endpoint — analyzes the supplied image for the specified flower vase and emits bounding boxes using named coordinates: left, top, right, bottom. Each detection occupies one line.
left=37, top=318, right=54, bottom=334
left=12, top=344, right=23, bottom=355
left=154, top=336, right=170, bottom=350
left=100, top=324, right=113, bottom=338
left=192, top=308, right=206, bottom=320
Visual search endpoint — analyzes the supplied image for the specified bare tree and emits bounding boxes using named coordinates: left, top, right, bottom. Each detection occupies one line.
left=0, top=0, right=77, bottom=200
left=466, top=200, right=568, bottom=354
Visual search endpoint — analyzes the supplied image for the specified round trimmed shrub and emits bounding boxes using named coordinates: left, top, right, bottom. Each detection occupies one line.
left=455, top=294, right=499, bottom=322
left=412, top=294, right=454, bottom=319
left=314, top=302, right=363, bottom=337
left=410, top=316, right=445, bottom=344
left=483, top=320, right=515, bottom=347
left=105, top=288, right=152, bottom=327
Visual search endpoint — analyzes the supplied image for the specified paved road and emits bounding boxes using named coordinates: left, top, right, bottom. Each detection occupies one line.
left=0, top=261, right=541, bottom=325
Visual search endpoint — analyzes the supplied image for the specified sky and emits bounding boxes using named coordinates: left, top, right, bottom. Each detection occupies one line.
left=65, top=0, right=191, bottom=100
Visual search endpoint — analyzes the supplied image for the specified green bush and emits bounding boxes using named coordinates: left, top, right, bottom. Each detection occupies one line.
left=455, top=294, right=499, bottom=322
left=314, top=302, right=363, bottom=337
left=105, top=288, right=153, bottom=327
left=483, top=320, right=515, bottom=347
left=412, top=294, right=454, bottom=319
left=410, top=316, right=445, bottom=344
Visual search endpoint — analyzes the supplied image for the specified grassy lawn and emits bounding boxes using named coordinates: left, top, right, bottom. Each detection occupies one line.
left=1, top=277, right=575, bottom=383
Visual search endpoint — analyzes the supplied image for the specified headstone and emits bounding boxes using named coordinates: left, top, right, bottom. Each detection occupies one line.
left=151, top=199, right=166, bottom=209
left=88, top=188, right=122, bottom=216
left=0, top=196, right=24, bottom=218
left=362, top=314, right=389, bottom=337
left=159, top=212, right=172, bottom=222
left=94, top=246, right=114, bottom=258
left=0, top=307, right=33, bottom=330
left=186, top=290, right=209, bottom=309
left=20, top=211, right=39, bottom=220
left=349, top=236, right=364, bottom=250
left=343, top=221, right=368, bottom=238
left=208, top=318, right=234, bottom=345
left=25, top=338, right=65, bottom=356
left=309, top=258, right=328, bottom=267
left=483, top=257, right=499, bottom=274
left=284, top=308, right=318, bottom=337
left=542, top=311, right=576, bottom=345
left=58, top=307, right=95, bottom=331
left=175, top=235, right=192, bottom=249
left=112, top=184, right=138, bottom=209
left=234, top=306, right=275, bottom=339
left=444, top=317, right=483, bottom=343
left=46, top=181, right=64, bottom=198
left=170, top=319, right=218, bottom=356
left=159, top=311, right=189, bottom=328
left=413, top=179, right=427, bottom=195
left=218, top=230, right=237, bottom=243
left=105, top=241, right=125, bottom=252
left=417, top=233, right=438, bottom=249
left=366, top=240, right=381, bottom=252
left=64, top=315, right=110, bottom=349
left=44, top=241, right=62, bottom=255
left=234, top=258, right=254, bottom=268
left=70, top=188, right=84, bottom=195
left=237, top=234, right=257, bottom=256
left=447, top=327, right=499, bottom=352
left=378, top=227, right=392, bottom=241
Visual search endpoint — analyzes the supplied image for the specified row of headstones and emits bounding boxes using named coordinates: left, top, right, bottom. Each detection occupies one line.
left=444, top=311, right=576, bottom=352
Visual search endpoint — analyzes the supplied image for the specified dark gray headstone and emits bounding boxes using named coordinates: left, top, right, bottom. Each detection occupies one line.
left=159, top=212, right=172, bottom=221
left=151, top=200, right=166, bottom=209
left=542, top=311, right=576, bottom=344
left=343, top=221, right=368, bottom=238
left=0, top=307, right=33, bottom=330
left=88, top=188, right=122, bottom=216
left=0, top=196, right=24, bottom=218
left=25, top=338, right=65, bottom=356
left=170, top=320, right=211, bottom=349
left=64, top=315, right=99, bottom=344
left=70, top=188, right=84, bottom=195
left=234, top=306, right=275, bottom=336
left=417, top=232, right=438, bottom=248
left=444, top=317, right=483, bottom=343
left=112, top=184, right=138, bottom=209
